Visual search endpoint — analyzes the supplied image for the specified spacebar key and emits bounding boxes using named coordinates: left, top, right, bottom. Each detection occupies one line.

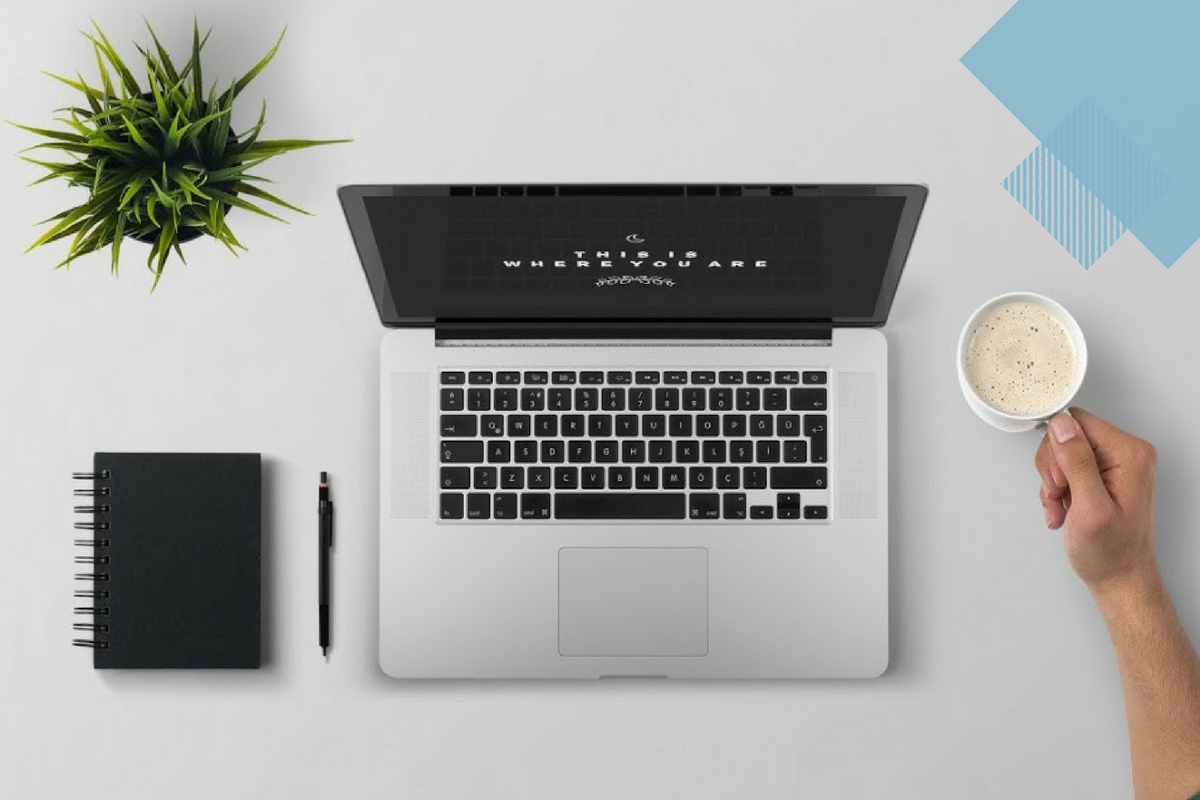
left=555, top=493, right=686, bottom=519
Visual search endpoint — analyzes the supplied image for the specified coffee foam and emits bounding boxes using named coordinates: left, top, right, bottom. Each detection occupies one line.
left=965, top=301, right=1077, bottom=416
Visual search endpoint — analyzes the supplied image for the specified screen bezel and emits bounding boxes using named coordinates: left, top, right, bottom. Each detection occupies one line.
left=337, top=183, right=928, bottom=328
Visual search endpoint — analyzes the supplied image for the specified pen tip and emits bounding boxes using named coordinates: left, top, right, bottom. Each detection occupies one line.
left=320, top=471, right=328, bottom=483
left=322, top=646, right=328, bottom=657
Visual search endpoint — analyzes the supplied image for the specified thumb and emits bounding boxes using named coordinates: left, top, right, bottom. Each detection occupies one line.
left=1047, top=412, right=1111, bottom=507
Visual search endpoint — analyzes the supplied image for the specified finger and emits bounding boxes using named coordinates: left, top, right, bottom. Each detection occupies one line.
left=1048, top=412, right=1113, bottom=509
left=1069, top=407, right=1126, bottom=461
left=1041, top=484, right=1067, bottom=529
left=1035, top=435, right=1067, bottom=500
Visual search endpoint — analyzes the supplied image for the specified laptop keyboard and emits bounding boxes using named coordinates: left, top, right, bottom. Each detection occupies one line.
left=438, top=369, right=830, bottom=522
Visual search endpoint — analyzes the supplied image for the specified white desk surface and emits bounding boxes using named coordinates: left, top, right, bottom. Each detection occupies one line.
left=3, top=1, right=1198, bottom=797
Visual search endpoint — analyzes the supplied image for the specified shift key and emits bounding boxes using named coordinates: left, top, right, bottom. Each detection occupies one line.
left=441, top=440, right=485, bottom=463
left=770, top=466, right=827, bottom=489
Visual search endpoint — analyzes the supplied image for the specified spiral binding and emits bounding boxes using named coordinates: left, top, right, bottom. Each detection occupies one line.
left=71, top=470, right=111, bottom=650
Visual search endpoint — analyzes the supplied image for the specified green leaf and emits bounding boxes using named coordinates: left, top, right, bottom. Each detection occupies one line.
left=6, top=121, right=87, bottom=143
left=41, top=72, right=102, bottom=114
left=122, top=117, right=159, bottom=158
left=205, top=186, right=287, bottom=223
left=227, top=28, right=285, bottom=102
left=86, top=23, right=141, bottom=97
left=149, top=177, right=176, bottom=209
left=143, top=19, right=179, bottom=85
left=164, top=111, right=185, bottom=159
left=191, top=20, right=208, bottom=107
left=230, top=181, right=309, bottom=215
left=110, top=213, right=125, bottom=275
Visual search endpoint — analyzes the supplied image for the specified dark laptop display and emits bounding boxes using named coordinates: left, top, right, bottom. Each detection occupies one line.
left=339, top=185, right=926, bottom=327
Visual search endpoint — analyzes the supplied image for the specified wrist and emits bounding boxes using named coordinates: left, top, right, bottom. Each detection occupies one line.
left=1089, top=563, right=1165, bottom=618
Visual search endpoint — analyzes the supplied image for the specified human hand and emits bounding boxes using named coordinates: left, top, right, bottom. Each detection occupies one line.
left=1034, top=408, right=1159, bottom=594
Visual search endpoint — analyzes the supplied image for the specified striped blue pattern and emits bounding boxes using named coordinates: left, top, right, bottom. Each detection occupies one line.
left=1003, top=146, right=1126, bottom=269
left=1042, top=99, right=1170, bottom=228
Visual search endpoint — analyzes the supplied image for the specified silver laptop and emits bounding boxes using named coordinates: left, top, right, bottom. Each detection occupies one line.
left=339, top=184, right=926, bottom=678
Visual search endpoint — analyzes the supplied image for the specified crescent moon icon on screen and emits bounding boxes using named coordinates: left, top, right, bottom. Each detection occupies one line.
left=625, top=233, right=645, bottom=243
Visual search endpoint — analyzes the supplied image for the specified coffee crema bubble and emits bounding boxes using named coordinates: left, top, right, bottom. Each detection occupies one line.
left=965, top=301, right=1077, bottom=416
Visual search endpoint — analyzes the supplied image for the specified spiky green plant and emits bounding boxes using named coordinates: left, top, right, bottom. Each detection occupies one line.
left=13, top=21, right=349, bottom=289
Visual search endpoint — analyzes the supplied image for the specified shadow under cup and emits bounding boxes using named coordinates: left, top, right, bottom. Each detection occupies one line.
left=956, top=291, right=1088, bottom=433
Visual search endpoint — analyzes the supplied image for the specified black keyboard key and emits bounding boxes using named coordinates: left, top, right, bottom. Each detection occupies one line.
left=642, top=415, right=666, bottom=437
left=723, top=415, right=747, bottom=437
left=669, top=415, right=692, bottom=437
left=494, top=388, right=518, bottom=411
left=771, top=466, right=827, bottom=489
left=556, top=492, right=685, bottom=520
left=775, top=371, right=800, bottom=384
left=524, top=371, right=548, bottom=385
left=528, top=467, right=551, bottom=489
left=778, top=505, right=801, bottom=520
left=487, top=441, right=511, bottom=463
left=804, top=413, right=828, bottom=461
left=750, top=415, right=773, bottom=437
left=649, top=441, right=673, bottom=463
left=719, top=371, right=743, bottom=385
left=561, top=415, right=586, bottom=438
left=580, top=371, right=605, bottom=384
left=595, top=440, right=619, bottom=463
left=481, top=415, right=505, bottom=437
left=615, top=415, right=639, bottom=436
left=575, top=388, right=599, bottom=411
left=709, top=388, right=733, bottom=411
left=689, top=493, right=720, bottom=519
left=635, top=371, right=660, bottom=385
left=568, top=441, right=592, bottom=463
left=789, top=387, right=827, bottom=411
left=514, top=440, right=538, bottom=463
left=552, top=371, right=576, bottom=384
left=777, top=415, right=800, bottom=437
left=494, top=493, right=518, bottom=519
left=440, top=415, right=477, bottom=437
left=691, top=371, right=716, bottom=384
left=803, top=371, right=827, bottom=385
left=636, top=467, right=658, bottom=489
left=683, top=388, right=706, bottom=411
left=629, top=388, right=652, bottom=411
left=467, top=493, right=490, bottom=520
left=547, top=389, right=572, bottom=411
left=601, top=388, right=626, bottom=411
left=441, top=441, right=484, bottom=463
left=505, top=415, right=529, bottom=437
left=608, top=467, right=633, bottom=489
left=589, top=414, right=613, bottom=437
left=756, top=440, right=780, bottom=463
left=665, top=371, right=688, bottom=384
left=440, top=371, right=466, bottom=385
left=473, top=467, right=497, bottom=489
left=440, top=467, right=470, bottom=489
left=803, top=414, right=827, bottom=437
left=555, top=466, right=579, bottom=490
left=440, top=493, right=464, bottom=519
left=748, top=371, right=772, bottom=385
left=723, top=492, right=747, bottom=519
left=521, top=388, right=545, bottom=411
left=736, top=388, right=761, bottom=410
left=655, top=388, right=680, bottom=411
left=467, top=388, right=490, bottom=411
left=440, top=388, right=464, bottom=411
left=804, top=505, right=829, bottom=520
left=783, top=441, right=808, bottom=463
left=717, top=467, right=740, bottom=489
left=535, top=415, right=558, bottom=437
left=697, top=415, right=720, bottom=437
left=607, top=371, right=632, bottom=385
left=541, top=441, right=564, bottom=463
left=521, top=493, right=552, bottom=519
left=497, top=371, right=521, bottom=384
left=730, top=440, right=754, bottom=463
left=764, top=388, right=788, bottom=411
left=622, top=440, right=645, bottom=463
left=676, top=440, right=700, bottom=463
left=663, top=466, right=687, bottom=489
left=703, top=441, right=727, bottom=463
left=751, top=505, right=774, bottom=520
left=810, top=432, right=827, bottom=464
left=581, top=466, right=605, bottom=489
left=744, top=467, right=768, bottom=489
left=468, top=371, right=492, bottom=385
left=689, top=466, right=714, bottom=489
left=500, top=467, right=524, bottom=489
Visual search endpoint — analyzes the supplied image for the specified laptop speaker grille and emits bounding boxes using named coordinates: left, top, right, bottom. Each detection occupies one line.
left=391, top=372, right=431, bottom=520
left=836, top=371, right=878, bottom=519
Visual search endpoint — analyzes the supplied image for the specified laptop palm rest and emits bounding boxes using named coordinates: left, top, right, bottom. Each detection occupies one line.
left=558, top=547, right=709, bottom=657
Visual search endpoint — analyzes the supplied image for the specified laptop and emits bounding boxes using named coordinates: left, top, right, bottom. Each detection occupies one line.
left=339, top=184, right=927, bottom=678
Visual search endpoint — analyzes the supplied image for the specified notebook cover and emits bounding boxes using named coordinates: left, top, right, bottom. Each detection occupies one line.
left=93, top=453, right=261, bottom=669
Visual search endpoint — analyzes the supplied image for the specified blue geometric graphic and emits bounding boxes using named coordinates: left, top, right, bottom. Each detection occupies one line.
left=1003, top=146, right=1127, bottom=269
left=962, top=0, right=1200, bottom=267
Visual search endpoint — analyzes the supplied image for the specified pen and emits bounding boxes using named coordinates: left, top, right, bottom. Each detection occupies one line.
left=319, top=471, right=333, bottom=657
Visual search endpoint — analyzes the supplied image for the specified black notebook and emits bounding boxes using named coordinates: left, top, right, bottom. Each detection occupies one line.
left=72, top=453, right=262, bottom=669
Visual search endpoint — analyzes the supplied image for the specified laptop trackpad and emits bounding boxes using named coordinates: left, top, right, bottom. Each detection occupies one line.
left=558, top=547, right=709, bottom=657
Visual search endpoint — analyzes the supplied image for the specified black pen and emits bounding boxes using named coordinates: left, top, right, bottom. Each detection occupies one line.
left=318, top=471, right=333, bottom=657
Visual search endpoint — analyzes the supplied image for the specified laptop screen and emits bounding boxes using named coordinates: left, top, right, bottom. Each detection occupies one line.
left=341, top=185, right=926, bottom=327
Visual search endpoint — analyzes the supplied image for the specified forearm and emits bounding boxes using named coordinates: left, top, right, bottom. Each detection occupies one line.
left=1094, top=569, right=1200, bottom=800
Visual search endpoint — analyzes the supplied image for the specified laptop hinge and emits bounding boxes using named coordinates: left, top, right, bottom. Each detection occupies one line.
left=434, top=321, right=833, bottom=341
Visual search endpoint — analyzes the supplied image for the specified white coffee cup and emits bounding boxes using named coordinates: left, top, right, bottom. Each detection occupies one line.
left=957, top=291, right=1088, bottom=433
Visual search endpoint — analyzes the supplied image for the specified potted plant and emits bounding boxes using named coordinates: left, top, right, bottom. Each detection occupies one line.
left=14, top=21, right=348, bottom=289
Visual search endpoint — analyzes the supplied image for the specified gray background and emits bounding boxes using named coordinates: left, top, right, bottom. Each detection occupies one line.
left=2, top=0, right=1197, bottom=797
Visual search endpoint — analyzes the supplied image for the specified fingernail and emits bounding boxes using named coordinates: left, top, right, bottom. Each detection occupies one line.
left=1044, top=507, right=1052, bottom=527
left=1050, top=415, right=1076, bottom=443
